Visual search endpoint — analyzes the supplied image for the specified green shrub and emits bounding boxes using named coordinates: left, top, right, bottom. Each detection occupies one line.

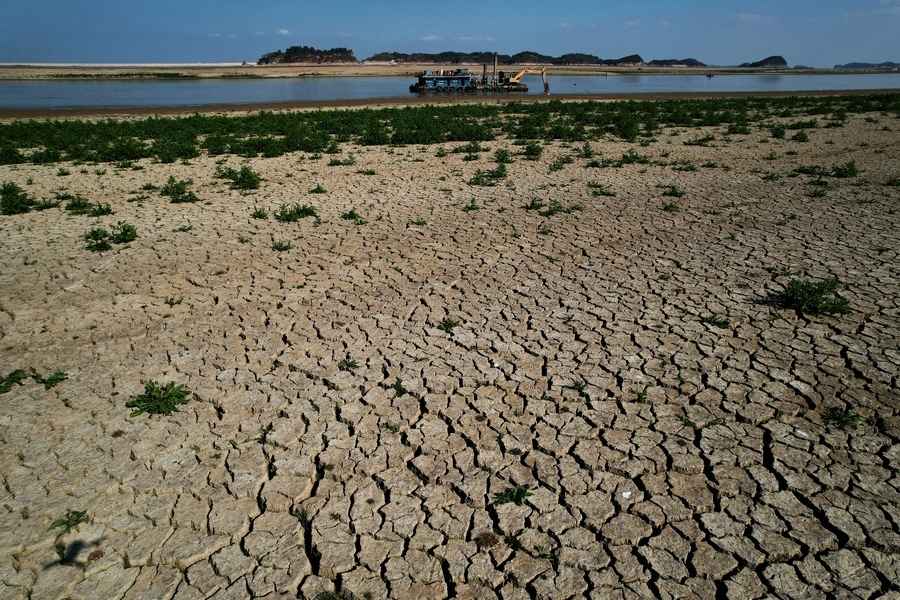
left=772, top=278, right=850, bottom=316
left=160, top=176, right=198, bottom=203
left=275, top=203, right=317, bottom=222
left=340, top=209, right=367, bottom=225
left=126, top=381, right=191, bottom=416
left=1, top=182, right=33, bottom=215
left=216, top=165, right=262, bottom=190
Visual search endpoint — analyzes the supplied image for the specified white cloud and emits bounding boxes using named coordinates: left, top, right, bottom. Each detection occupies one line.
left=276, top=28, right=290, bottom=36
left=209, top=33, right=222, bottom=38
left=421, top=34, right=442, bottom=42
left=624, top=19, right=640, bottom=28
left=457, top=34, right=495, bottom=42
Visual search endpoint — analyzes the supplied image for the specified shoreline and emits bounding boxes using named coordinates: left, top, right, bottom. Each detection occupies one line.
left=2, top=62, right=898, bottom=80
left=1, top=88, right=898, bottom=120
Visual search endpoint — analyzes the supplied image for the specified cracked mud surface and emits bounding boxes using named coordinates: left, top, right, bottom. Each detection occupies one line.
left=1, top=110, right=899, bottom=599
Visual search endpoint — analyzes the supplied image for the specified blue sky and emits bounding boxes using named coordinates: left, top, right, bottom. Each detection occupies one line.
left=1, top=1, right=898, bottom=66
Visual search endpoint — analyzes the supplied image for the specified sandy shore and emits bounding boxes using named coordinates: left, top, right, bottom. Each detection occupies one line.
left=1, top=101, right=899, bottom=598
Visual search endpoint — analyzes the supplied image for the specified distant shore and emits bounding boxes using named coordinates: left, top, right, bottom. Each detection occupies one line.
left=1, top=62, right=896, bottom=80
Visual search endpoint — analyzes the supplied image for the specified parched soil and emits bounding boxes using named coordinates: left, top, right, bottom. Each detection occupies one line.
left=1, top=111, right=899, bottom=599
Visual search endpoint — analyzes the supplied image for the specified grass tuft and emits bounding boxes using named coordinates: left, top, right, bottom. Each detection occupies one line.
left=125, top=381, right=191, bottom=416
left=771, top=278, right=850, bottom=316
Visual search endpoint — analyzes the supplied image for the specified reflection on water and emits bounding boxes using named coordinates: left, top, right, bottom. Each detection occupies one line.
left=1, top=73, right=898, bottom=109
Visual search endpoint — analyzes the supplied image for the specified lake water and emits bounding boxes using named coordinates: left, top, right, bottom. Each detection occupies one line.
left=1, top=73, right=898, bottom=110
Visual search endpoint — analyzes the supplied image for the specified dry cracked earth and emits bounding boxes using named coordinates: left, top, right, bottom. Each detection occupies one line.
left=1, top=108, right=899, bottom=600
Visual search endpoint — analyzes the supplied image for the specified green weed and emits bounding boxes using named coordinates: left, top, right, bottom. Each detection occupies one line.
left=272, top=240, right=293, bottom=251
left=126, top=381, right=191, bottom=416
left=275, top=203, right=317, bottom=222
left=771, top=278, right=850, bottom=316
left=48, top=510, right=88, bottom=535
left=492, top=486, right=532, bottom=506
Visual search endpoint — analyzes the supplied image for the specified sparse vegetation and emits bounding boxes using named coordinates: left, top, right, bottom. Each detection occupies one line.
left=771, top=278, right=850, bottom=316
left=340, top=209, right=367, bottom=225
left=823, top=407, right=865, bottom=429
left=48, top=510, right=88, bottom=535
left=437, top=318, right=459, bottom=333
left=216, top=165, right=262, bottom=190
left=160, top=176, right=198, bottom=203
left=493, top=486, right=532, bottom=506
left=275, top=203, right=317, bottom=222
left=1, top=182, right=34, bottom=215
left=126, top=381, right=190, bottom=416
left=272, top=240, right=293, bottom=251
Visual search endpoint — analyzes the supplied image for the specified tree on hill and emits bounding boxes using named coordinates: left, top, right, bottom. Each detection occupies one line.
left=258, top=46, right=357, bottom=65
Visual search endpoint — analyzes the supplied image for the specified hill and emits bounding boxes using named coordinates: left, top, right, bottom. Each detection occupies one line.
left=364, top=51, right=603, bottom=65
left=739, top=56, right=788, bottom=68
left=647, top=58, right=706, bottom=67
left=258, top=46, right=357, bottom=65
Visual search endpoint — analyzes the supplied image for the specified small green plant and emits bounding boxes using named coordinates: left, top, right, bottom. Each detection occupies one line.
left=831, top=161, right=858, bottom=178
left=524, top=198, right=545, bottom=211
left=885, top=177, right=900, bottom=187
left=791, top=131, right=809, bottom=143
left=216, top=165, right=262, bottom=190
left=577, top=143, right=594, bottom=159
left=328, top=155, right=356, bottom=167
left=388, top=378, right=408, bottom=397
left=275, top=203, right=317, bottom=222
left=48, top=510, right=88, bottom=535
left=63, top=195, right=93, bottom=214
left=110, top=221, right=137, bottom=244
left=588, top=182, right=615, bottom=197
left=539, top=199, right=580, bottom=217
left=338, top=356, right=359, bottom=372
left=523, top=143, right=543, bottom=160
left=462, top=198, right=480, bottom=212
left=272, top=240, right=293, bottom=251
left=1, top=182, right=34, bottom=215
left=549, top=155, right=574, bottom=172
left=341, top=209, right=367, bottom=225
left=823, top=407, right=865, bottom=429
left=88, top=203, right=113, bottom=217
left=309, top=184, right=327, bottom=194
left=494, top=148, right=512, bottom=164
left=36, top=371, right=68, bottom=389
left=662, top=202, right=681, bottom=213
left=164, top=297, right=183, bottom=307
left=125, top=381, right=191, bottom=416
left=469, top=163, right=507, bottom=186
left=771, top=278, right=850, bottom=316
left=454, top=141, right=482, bottom=154
left=684, top=134, right=715, bottom=147
left=160, top=176, right=198, bottom=203
left=410, top=217, right=427, bottom=226
left=771, top=125, right=786, bottom=139
left=357, top=169, right=376, bottom=176
left=493, top=486, right=532, bottom=506
left=435, top=147, right=448, bottom=158
left=56, top=168, right=71, bottom=177
left=661, top=185, right=685, bottom=198
left=0, top=370, right=30, bottom=394
left=251, top=206, right=268, bottom=219
left=701, top=315, right=729, bottom=328
left=84, top=227, right=112, bottom=252
left=437, top=317, right=459, bottom=333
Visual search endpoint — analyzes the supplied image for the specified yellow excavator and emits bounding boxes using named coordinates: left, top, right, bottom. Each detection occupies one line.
left=510, top=67, right=550, bottom=95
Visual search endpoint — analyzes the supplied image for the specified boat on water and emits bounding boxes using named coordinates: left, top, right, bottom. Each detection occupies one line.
left=409, top=66, right=535, bottom=94
left=409, top=69, right=479, bottom=93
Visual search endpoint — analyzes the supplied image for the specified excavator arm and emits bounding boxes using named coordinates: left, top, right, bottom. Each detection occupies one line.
left=510, top=67, right=546, bottom=84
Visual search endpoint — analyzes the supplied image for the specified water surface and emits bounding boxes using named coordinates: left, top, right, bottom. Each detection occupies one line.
left=1, top=73, right=898, bottom=110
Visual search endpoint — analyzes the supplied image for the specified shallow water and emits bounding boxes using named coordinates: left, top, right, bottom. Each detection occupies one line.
left=1, top=73, right=898, bottom=109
